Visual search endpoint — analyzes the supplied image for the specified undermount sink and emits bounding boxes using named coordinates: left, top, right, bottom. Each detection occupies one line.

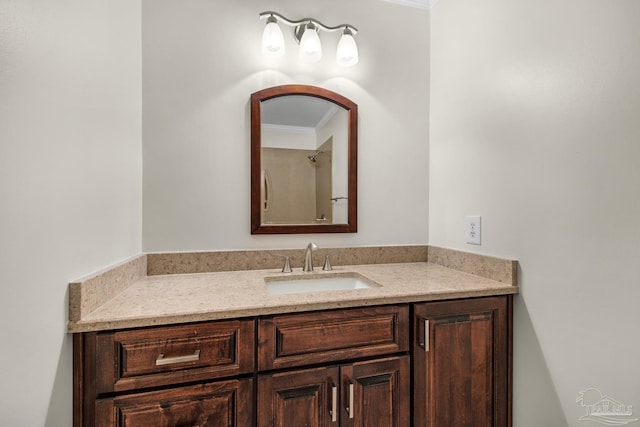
left=265, top=273, right=379, bottom=295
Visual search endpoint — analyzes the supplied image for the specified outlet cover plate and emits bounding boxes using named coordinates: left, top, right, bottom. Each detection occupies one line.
left=466, top=215, right=481, bottom=245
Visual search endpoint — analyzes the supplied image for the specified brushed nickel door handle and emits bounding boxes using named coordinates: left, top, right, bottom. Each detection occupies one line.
left=346, top=381, right=354, bottom=419
left=330, top=383, right=338, bottom=422
left=418, top=319, right=430, bottom=352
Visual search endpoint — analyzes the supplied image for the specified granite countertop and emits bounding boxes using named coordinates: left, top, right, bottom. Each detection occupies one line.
left=68, top=250, right=518, bottom=333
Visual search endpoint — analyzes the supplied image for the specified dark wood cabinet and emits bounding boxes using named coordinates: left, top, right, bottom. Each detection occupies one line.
left=412, top=296, right=512, bottom=427
left=74, top=298, right=512, bottom=427
left=257, top=356, right=410, bottom=427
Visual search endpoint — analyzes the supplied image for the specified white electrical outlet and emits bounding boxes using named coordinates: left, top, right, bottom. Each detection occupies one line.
left=466, top=215, right=481, bottom=245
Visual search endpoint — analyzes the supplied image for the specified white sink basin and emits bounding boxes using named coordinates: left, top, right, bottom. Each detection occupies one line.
left=265, top=273, right=379, bottom=295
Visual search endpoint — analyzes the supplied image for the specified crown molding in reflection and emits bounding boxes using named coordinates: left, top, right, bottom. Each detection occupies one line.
left=262, top=123, right=316, bottom=134
left=382, top=0, right=439, bottom=9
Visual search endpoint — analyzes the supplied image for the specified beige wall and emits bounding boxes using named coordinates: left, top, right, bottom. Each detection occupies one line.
left=262, top=148, right=317, bottom=223
left=0, top=1, right=142, bottom=425
left=429, top=0, right=640, bottom=425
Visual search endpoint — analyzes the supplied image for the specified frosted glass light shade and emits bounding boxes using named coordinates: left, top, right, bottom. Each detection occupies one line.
left=262, top=19, right=285, bottom=58
left=336, top=30, right=358, bottom=67
left=299, top=25, right=322, bottom=62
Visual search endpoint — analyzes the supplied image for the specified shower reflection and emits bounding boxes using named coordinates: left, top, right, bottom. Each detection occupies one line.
left=260, top=94, right=349, bottom=226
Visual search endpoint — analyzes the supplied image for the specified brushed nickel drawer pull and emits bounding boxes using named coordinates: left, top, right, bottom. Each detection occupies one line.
left=155, top=349, right=201, bottom=366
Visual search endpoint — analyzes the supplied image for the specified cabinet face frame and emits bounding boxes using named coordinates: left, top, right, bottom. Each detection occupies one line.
left=412, top=295, right=513, bottom=427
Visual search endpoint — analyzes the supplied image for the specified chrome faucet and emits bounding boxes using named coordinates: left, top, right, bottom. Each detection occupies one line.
left=303, top=242, right=319, bottom=272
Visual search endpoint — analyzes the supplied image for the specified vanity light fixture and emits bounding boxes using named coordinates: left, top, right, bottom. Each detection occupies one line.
left=298, top=21, right=322, bottom=63
left=259, top=11, right=359, bottom=67
left=336, top=27, right=359, bottom=67
left=261, top=15, right=285, bottom=58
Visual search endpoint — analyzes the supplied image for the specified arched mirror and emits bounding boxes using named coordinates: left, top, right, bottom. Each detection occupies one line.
left=251, top=85, right=358, bottom=234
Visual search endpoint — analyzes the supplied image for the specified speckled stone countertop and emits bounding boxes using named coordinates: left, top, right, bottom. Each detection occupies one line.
left=68, top=246, right=518, bottom=333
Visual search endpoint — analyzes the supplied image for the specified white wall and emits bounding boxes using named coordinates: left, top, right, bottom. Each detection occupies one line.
left=142, top=0, right=430, bottom=251
left=316, top=110, right=349, bottom=223
left=0, top=1, right=142, bottom=425
left=428, top=0, right=640, bottom=425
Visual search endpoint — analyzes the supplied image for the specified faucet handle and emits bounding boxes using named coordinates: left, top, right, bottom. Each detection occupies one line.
left=271, top=253, right=293, bottom=273
left=322, top=254, right=333, bottom=271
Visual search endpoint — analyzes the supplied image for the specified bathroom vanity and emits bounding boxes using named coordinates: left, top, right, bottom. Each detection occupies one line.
left=69, top=246, right=516, bottom=427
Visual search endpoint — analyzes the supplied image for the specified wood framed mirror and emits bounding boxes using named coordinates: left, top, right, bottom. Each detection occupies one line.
left=251, top=85, right=358, bottom=234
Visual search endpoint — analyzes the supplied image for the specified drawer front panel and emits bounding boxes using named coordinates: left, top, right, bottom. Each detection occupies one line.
left=95, top=378, right=254, bottom=427
left=95, top=319, right=255, bottom=393
left=258, top=305, right=409, bottom=370
left=119, top=333, right=234, bottom=378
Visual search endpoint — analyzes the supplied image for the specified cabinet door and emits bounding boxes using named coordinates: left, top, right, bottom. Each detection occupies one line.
left=95, top=378, right=253, bottom=427
left=258, top=366, right=340, bottom=427
left=413, top=296, right=511, bottom=427
left=341, top=356, right=410, bottom=427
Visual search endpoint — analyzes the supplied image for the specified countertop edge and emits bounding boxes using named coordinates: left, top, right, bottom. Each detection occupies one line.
left=67, top=285, right=518, bottom=333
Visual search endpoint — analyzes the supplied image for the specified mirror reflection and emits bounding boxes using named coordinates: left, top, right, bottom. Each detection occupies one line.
left=251, top=85, right=358, bottom=234
left=260, top=96, right=349, bottom=225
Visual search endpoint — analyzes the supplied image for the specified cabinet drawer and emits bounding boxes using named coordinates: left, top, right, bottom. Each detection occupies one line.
left=258, top=305, right=409, bottom=370
left=95, top=378, right=253, bottom=427
left=94, top=319, right=255, bottom=393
